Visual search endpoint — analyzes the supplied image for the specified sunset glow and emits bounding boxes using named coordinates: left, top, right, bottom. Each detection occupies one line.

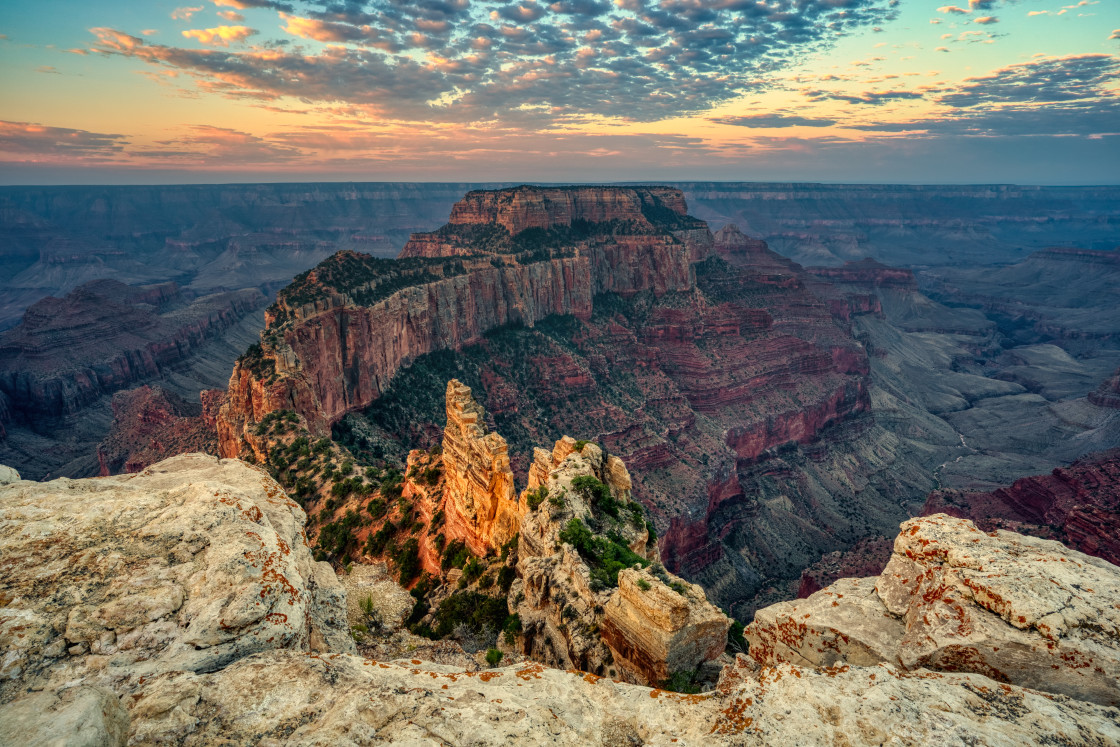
left=1, top=0, right=1117, bottom=183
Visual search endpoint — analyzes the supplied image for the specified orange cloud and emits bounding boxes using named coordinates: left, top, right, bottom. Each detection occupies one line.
left=181, top=25, right=257, bottom=46
left=217, top=10, right=245, bottom=22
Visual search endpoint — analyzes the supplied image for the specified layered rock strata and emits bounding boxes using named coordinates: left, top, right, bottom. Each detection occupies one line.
left=441, top=380, right=524, bottom=556
left=215, top=187, right=709, bottom=461
left=0, top=454, right=354, bottom=715
left=747, top=514, right=1120, bottom=707
left=1089, top=366, right=1120, bottom=409
left=922, top=449, right=1120, bottom=566
left=512, top=435, right=730, bottom=685
left=0, top=279, right=263, bottom=428
left=96, top=385, right=218, bottom=476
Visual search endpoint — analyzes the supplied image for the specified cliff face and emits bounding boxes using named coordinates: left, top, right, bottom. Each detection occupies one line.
left=511, top=434, right=729, bottom=686
left=216, top=187, right=708, bottom=460
left=440, top=381, right=523, bottom=556
left=444, top=185, right=690, bottom=235
left=96, top=385, right=217, bottom=476
left=921, top=448, right=1120, bottom=566
left=216, top=189, right=897, bottom=622
left=0, top=279, right=263, bottom=429
left=1089, top=366, right=1120, bottom=409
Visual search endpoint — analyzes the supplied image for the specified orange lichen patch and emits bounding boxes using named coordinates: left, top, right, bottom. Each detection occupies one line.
left=516, top=663, right=545, bottom=680
left=583, top=672, right=603, bottom=685
left=821, top=665, right=850, bottom=678
left=711, top=694, right=756, bottom=735
left=442, top=684, right=449, bottom=689
left=265, top=612, right=288, bottom=624
left=478, top=672, right=501, bottom=682
left=649, top=689, right=665, bottom=699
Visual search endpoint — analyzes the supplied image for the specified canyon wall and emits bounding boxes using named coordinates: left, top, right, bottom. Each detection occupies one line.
left=216, top=187, right=705, bottom=460
left=921, top=448, right=1120, bottom=566
left=0, top=280, right=263, bottom=430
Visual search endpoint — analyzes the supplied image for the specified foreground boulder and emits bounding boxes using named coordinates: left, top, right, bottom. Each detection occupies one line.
left=0, top=455, right=354, bottom=715
left=747, top=514, right=1120, bottom=706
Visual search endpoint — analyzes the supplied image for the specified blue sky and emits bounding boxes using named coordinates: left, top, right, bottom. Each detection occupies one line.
left=1, top=0, right=1117, bottom=183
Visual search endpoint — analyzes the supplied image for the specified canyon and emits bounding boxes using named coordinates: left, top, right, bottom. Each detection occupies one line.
left=2, top=181, right=1119, bottom=744
left=206, top=185, right=1120, bottom=622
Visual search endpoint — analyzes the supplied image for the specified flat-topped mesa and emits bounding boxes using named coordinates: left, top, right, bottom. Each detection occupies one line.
left=513, top=435, right=729, bottom=686
left=807, top=258, right=919, bottom=291
left=449, top=185, right=687, bottom=235
left=399, top=186, right=711, bottom=265
left=216, top=188, right=715, bottom=459
left=440, top=380, right=524, bottom=556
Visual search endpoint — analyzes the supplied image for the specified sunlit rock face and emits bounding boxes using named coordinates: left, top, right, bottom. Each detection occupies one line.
left=747, top=514, right=1120, bottom=707
left=440, top=379, right=523, bottom=557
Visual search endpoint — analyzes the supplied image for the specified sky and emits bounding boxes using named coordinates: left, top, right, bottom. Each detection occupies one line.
left=0, top=0, right=1117, bottom=184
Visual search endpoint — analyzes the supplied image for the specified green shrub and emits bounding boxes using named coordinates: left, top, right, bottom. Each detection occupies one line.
left=571, top=475, right=619, bottom=518
left=661, top=670, right=701, bottom=694
left=441, top=539, right=470, bottom=571
left=365, top=520, right=396, bottom=555
left=727, top=620, right=747, bottom=655
left=558, top=517, right=649, bottom=588
left=637, top=578, right=651, bottom=591
left=392, top=538, right=421, bottom=584
left=486, top=648, right=503, bottom=666
left=525, top=486, right=549, bottom=510
left=463, top=556, right=484, bottom=584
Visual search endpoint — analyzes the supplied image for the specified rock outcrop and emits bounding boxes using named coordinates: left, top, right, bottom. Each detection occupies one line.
left=0, top=454, right=354, bottom=710
left=215, top=187, right=709, bottom=460
left=1089, top=366, right=1120, bottom=409
left=4, top=460, right=1120, bottom=744
left=96, top=385, right=217, bottom=476
left=922, top=449, right=1120, bottom=566
left=747, top=514, right=1120, bottom=707
left=512, top=435, right=729, bottom=685
left=807, top=258, right=919, bottom=290
left=46, top=651, right=1110, bottom=746
left=441, top=380, right=523, bottom=556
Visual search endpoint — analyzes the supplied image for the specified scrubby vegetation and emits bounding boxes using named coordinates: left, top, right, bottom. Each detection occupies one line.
left=559, top=517, right=649, bottom=590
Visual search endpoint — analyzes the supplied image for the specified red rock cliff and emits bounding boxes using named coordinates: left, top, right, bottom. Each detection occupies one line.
left=921, top=448, right=1120, bottom=566
left=443, top=185, right=689, bottom=235
left=216, top=187, right=709, bottom=459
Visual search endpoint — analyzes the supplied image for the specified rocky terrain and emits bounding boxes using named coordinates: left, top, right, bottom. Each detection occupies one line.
left=747, top=514, right=1120, bottom=708
left=212, top=187, right=913, bottom=618
left=677, top=182, right=1120, bottom=267
left=2, top=461, right=1118, bottom=745
left=10, top=182, right=1112, bottom=331
left=922, top=448, right=1120, bottom=566
left=0, top=182, right=506, bottom=330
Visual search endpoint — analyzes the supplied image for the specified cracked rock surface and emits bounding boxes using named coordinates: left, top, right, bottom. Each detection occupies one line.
left=0, top=454, right=353, bottom=707
left=747, top=514, right=1120, bottom=707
